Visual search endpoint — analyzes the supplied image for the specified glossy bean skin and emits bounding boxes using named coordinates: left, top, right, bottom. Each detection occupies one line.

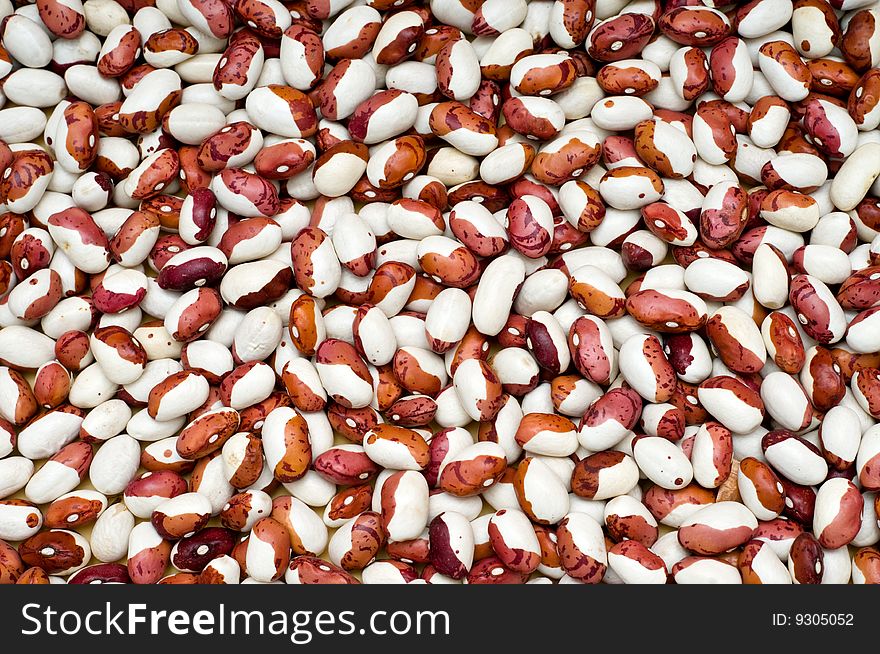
left=0, top=0, right=876, bottom=591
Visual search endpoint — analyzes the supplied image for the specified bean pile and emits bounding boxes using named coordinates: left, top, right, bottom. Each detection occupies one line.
left=0, top=0, right=879, bottom=586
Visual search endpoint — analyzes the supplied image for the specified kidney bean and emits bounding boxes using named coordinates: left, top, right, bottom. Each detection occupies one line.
left=556, top=512, right=607, bottom=583
left=813, top=477, right=863, bottom=549
left=169, top=527, right=235, bottom=573
left=678, top=501, right=758, bottom=556
left=44, top=490, right=106, bottom=530
left=762, top=429, right=828, bottom=486
left=697, top=375, right=765, bottom=434
left=193, top=552, right=239, bottom=584
left=788, top=532, right=824, bottom=584
left=514, top=457, right=569, bottom=524
left=738, top=539, right=792, bottom=584
left=150, top=492, right=211, bottom=540
left=20, top=529, right=91, bottom=576
left=604, top=495, right=659, bottom=547
left=1, top=0, right=878, bottom=590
